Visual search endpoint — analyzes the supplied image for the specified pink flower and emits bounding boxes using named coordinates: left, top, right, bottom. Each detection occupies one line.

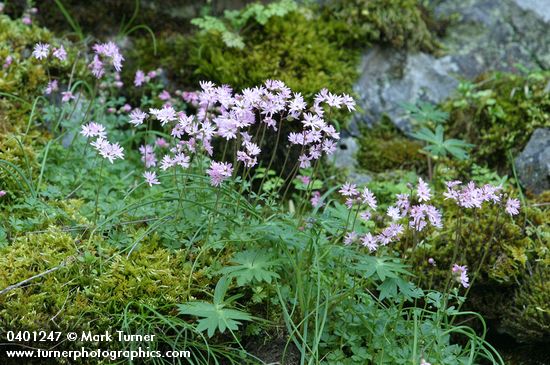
left=322, top=139, right=337, bottom=155
left=344, top=232, right=358, bottom=245
left=93, top=41, right=123, bottom=72
left=143, top=171, right=160, bottom=187
left=121, top=104, right=132, bottom=113
left=452, top=264, right=470, bottom=288
left=386, top=206, right=401, bottom=221
left=360, top=211, right=371, bottom=221
left=3, top=55, right=13, bottom=69
left=339, top=182, right=358, bottom=197
left=236, top=151, right=257, bottom=168
left=155, top=138, right=169, bottom=148
left=160, top=155, right=174, bottom=170
left=311, top=191, right=324, bottom=208
left=417, top=177, right=431, bottom=202
left=129, top=109, right=147, bottom=126
left=341, top=93, right=356, bottom=112
left=53, top=46, right=67, bottom=61
left=0, top=190, right=6, bottom=197
left=80, top=122, right=106, bottom=138
left=91, top=138, right=124, bottom=163
left=44, top=80, right=58, bottom=95
left=505, top=198, right=520, bottom=216
left=88, top=55, right=104, bottom=78
left=134, top=70, right=145, bottom=87
left=32, top=43, right=50, bottom=60
left=361, top=188, right=377, bottom=210
left=139, top=145, right=157, bottom=168
left=61, top=91, right=75, bottom=102
left=428, top=258, right=436, bottom=266
left=173, top=152, right=190, bottom=168
left=22, top=16, right=32, bottom=25
left=159, top=90, right=171, bottom=101
left=396, top=193, right=410, bottom=213
left=207, top=161, right=233, bottom=187
left=298, top=154, right=311, bottom=168
left=298, top=175, right=311, bottom=185
left=149, top=106, right=176, bottom=126
left=345, top=198, right=356, bottom=209
left=361, top=233, right=378, bottom=252
left=378, top=223, right=404, bottom=245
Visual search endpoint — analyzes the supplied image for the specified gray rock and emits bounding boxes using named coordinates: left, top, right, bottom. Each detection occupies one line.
left=330, top=137, right=372, bottom=185
left=513, top=0, right=550, bottom=22
left=352, top=0, right=550, bottom=133
left=348, top=171, right=372, bottom=186
left=352, top=48, right=459, bottom=133
left=331, top=137, right=359, bottom=170
left=514, top=128, right=550, bottom=194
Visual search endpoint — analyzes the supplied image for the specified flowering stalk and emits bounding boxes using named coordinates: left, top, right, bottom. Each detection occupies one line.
left=93, top=158, right=104, bottom=225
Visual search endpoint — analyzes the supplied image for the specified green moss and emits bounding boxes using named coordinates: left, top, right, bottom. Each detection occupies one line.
left=445, top=70, right=550, bottom=172
left=357, top=119, right=425, bottom=173
left=399, top=198, right=549, bottom=342
left=126, top=10, right=358, bottom=99
left=0, top=229, right=192, bottom=335
left=319, top=0, right=442, bottom=53
left=90, top=234, right=191, bottom=313
left=0, top=131, right=42, bottom=195
left=503, top=264, right=550, bottom=342
left=189, top=11, right=358, bottom=98
left=0, top=229, right=86, bottom=331
left=0, top=15, right=51, bottom=98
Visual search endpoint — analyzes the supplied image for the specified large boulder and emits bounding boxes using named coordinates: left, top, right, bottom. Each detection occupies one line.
left=514, top=128, right=550, bottom=195
left=351, top=0, right=550, bottom=133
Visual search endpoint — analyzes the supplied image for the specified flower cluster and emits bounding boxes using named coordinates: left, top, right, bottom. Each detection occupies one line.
left=32, top=42, right=67, bottom=62
left=207, top=161, right=233, bottom=187
left=339, top=176, right=520, bottom=255
left=3, top=55, right=12, bottom=69
left=89, top=41, right=124, bottom=78
left=123, top=80, right=353, bottom=188
left=452, top=264, right=470, bottom=288
left=443, top=180, right=520, bottom=216
left=81, top=122, right=124, bottom=163
left=134, top=69, right=160, bottom=87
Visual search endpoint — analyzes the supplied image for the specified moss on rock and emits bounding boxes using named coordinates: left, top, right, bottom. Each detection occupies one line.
left=445, top=70, right=550, bottom=172
left=318, top=0, right=442, bottom=53
left=356, top=119, right=425, bottom=173
left=503, top=264, right=550, bottom=343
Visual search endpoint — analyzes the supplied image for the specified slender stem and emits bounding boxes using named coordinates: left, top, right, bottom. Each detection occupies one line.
left=94, top=158, right=105, bottom=225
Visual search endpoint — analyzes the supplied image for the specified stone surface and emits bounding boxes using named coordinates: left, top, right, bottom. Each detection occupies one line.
left=514, top=128, right=550, bottom=195
left=331, top=137, right=360, bottom=169
left=330, top=137, right=372, bottom=185
left=514, top=0, right=550, bottom=22
left=351, top=0, right=550, bottom=133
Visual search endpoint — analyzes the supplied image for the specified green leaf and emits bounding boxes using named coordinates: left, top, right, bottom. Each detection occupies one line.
left=219, top=249, right=280, bottom=286
left=178, top=277, right=253, bottom=338
left=402, top=101, right=449, bottom=124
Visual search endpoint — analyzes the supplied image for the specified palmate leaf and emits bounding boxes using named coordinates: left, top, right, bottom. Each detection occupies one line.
left=402, top=101, right=449, bottom=124
left=178, top=302, right=253, bottom=338
left=354, top=256, right=412, bottom=281
left=411, top=125, right=473, bottom=160
left=219, top=249, right=280, bottom=286
left=178, top=277, right=253, bottom=338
